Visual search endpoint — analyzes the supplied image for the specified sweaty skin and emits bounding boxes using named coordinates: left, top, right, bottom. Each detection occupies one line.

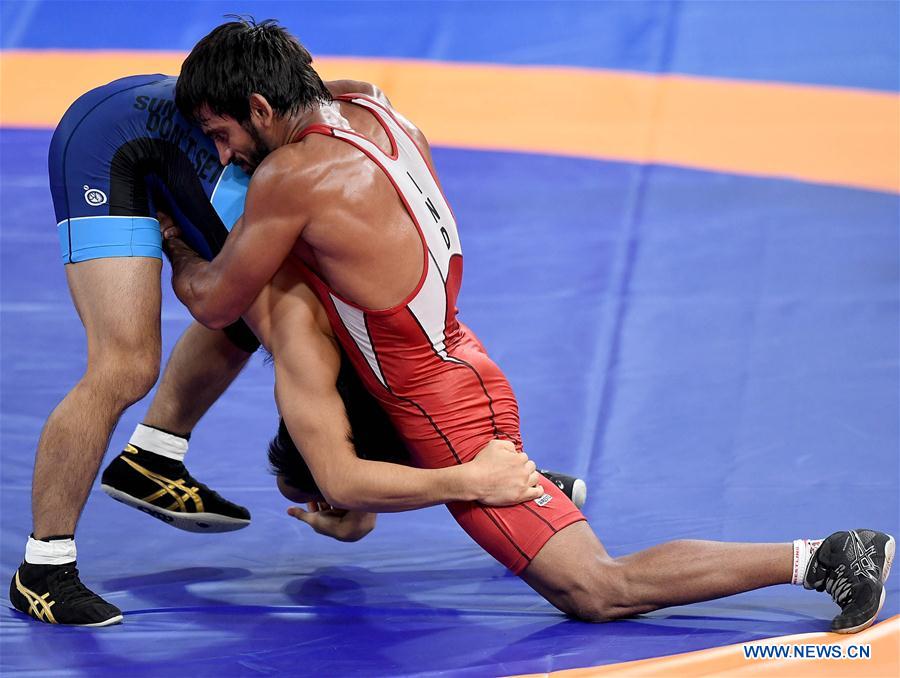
left=165, top=88, right=431, bottom=327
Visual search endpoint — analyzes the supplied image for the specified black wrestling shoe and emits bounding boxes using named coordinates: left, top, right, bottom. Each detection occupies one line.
left=803, top=530, right=894, bottom=633
left=861, top=529, right=895, bottom=585
left=100, top=444, right=250, bottom=533
left=805, top=530, right=895, bottom=589
left=9, top=561, right=122, bottom=626
left=539, top=470, right=587, bottom=509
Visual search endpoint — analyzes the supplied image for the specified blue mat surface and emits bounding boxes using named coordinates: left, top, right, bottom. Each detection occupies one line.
left=1, top=1, right=898, bottom=675
left=1, top=130, right=897, bottom=675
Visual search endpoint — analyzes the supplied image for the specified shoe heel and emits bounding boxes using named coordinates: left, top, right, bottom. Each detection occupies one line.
left=882, top=536, right=895, bottom=584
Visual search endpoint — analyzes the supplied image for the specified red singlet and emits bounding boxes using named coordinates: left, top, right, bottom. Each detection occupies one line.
left=296, top=95, right=585, bottom=573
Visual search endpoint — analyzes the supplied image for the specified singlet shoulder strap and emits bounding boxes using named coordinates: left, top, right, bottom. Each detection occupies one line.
left=292, top=95, right=399, bottom=161
left=292, top=123, right=334, bottom=143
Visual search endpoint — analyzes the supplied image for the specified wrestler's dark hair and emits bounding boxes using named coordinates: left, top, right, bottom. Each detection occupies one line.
left=176, top=16, right=332, bottom=124
left=267, top=418, right=320, bottom=493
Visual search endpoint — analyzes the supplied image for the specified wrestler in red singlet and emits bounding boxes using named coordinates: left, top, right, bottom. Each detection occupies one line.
left=294, top=95, right=585, bottom=573
left=167, top=20, right=896, bottom=631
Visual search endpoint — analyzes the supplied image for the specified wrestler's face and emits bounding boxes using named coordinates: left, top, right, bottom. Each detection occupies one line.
left=198, top=105, right=271, bottom=175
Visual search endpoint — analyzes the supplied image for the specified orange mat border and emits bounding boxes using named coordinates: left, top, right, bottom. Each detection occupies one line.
left=1, top=51, right=897, bottom=194
left=510, top=614, right=899, bottom=678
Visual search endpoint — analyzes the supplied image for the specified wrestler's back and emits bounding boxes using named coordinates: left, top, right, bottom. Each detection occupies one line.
left=291, top=100, right=433, bottom=311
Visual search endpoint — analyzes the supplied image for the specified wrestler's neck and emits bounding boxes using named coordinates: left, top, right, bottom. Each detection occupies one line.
left=275, top=102, right=345, bottom=146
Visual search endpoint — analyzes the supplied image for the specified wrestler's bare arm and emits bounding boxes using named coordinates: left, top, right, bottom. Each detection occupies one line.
left=268, top=297, right=543, bottom=512
left=165, top=148, right=312, bottom=328
left=274, top=456, right=377, bottom=542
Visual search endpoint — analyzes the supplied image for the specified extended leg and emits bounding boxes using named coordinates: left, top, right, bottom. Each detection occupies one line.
left=520, top=522, right=790, bottom=620
left=520, top=521, right=892, bottom=633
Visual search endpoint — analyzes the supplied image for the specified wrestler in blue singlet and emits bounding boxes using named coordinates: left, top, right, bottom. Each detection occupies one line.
left=49, top=74, right=248, bottom=264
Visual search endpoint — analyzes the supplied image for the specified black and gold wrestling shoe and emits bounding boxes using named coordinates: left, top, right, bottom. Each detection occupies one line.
left=10, top=561, right=122, bottom=627
left=804, top=529, right=895, bottom=633
left=538, top=470, right=587, bottom=509
left=100, top=444, right=250, bottom=533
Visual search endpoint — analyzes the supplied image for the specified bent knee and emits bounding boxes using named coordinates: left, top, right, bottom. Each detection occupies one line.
left=556, top=561, right=633, bottom=622
left=84, top=350, right=160, bottom=405
left=565, top=598, right=619, bottom=623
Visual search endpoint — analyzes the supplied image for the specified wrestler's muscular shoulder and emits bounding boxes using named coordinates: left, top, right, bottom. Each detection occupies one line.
left=239, top=141, right=317, bottom=262
left=279, top=120, right=431, bottom=310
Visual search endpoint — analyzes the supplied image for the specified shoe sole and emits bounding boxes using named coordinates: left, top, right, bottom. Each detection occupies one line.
left=101, top=485, right=250, bottom=533
left=10, top=607, right=124, bottom=627
left=833, top=586, right=885, bottom=635
left=79, top=614, right=124, bottom=627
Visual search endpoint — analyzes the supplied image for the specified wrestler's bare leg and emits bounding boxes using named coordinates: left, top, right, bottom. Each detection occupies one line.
left=32, top=258, right=162, bottom=538
left=99, top=319, right=254, bottom=532
left=520, top=521, right=791, bottom=621
left=143, top=321, right=251, bottom=435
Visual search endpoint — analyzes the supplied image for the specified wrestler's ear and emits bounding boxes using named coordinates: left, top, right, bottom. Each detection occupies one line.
left=248, top=93, right=275, bottom=128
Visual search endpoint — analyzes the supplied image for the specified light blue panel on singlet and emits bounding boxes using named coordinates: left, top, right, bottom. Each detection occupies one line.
left=57, top=216, right=161, bottom=262
left=210, top=164, right=250, bottom=231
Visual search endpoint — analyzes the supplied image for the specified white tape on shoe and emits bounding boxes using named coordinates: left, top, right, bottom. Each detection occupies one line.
left=25, top=536, right=76, bottom=566
left=129, top=424, right=189, bottom=461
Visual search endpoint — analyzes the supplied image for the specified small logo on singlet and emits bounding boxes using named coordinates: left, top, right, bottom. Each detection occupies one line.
left=534, top=493, right=553, bottom=507
left=83, top=185, right=107, bottom=207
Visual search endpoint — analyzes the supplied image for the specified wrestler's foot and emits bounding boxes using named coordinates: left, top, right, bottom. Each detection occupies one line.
left=100, top=444, right=251, bottom=533
left=538, top=470, right=587, bottom=509
left=9, top=562, right=122, bottom=626
left=804, top=530, right=894, bottom=633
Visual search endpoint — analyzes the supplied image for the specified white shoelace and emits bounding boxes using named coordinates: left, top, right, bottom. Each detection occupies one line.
left=825, top=570, right=854, bottom=606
